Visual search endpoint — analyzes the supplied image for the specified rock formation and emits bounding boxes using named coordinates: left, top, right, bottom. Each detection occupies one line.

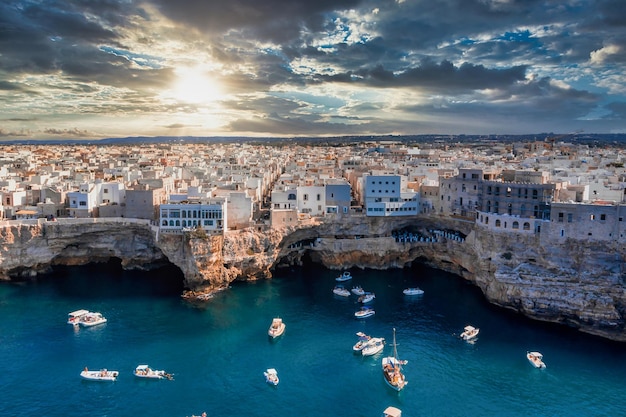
left=0, top=216, right=624, bottom=342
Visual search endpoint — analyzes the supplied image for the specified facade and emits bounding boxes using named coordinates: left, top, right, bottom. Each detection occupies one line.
left=125, top=186, right=168, bottom=220
left=297, top=185, right=326, bottom=216
left=363, top=174, right=419, bottom=217
left=159, top=200, right=227, bottom=233
left=324, top=179, right=351, bottom=217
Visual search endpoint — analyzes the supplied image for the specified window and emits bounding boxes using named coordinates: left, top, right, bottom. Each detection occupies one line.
left=103, top=189, right=109, bottom=194
left=523, top=222, right=530, bottom=230
left=558, top=213, right=564, bottom=223
left=317, top=194, right=321, bottom=201
left=495, top=219, right=501, bottom=227
left=79, top=201, right=86, bottom=206
left=567, top=213, right=573, bottom=223
left=601, top=214, right=606, bottom=221
left=303, top=194, right=308, bottom=201
left=512, top=221, right=519, bottom=229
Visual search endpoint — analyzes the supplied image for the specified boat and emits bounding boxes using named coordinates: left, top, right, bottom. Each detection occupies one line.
left=134, top=364, right=173, bottom=380
left=460, top=325, right=479, bottom=341
left=333, top=286, right=351, bottom=297
left=361, top=337, right=385, bottom=356
left=403, top=287, right=424, bottom=296
left=383, top=406, right=402, bottom=417
left=264, top=368, right=279, bottom=385
left=352, top=332, right=372, bottom=352
left=78, top=312, right=107, bottom=327
left=268, top=317, right=286, bottom=338
left=527, top=351, right=546, bottom=369
left=335, top=271, right=352, bottom=282
left=351, top=285, right=365, bottom=296
left=80, top=367, right=118, bottom=381
left=354, top=306, right=375, bottom=319
left=382, top=328, right=407, bottom=391
left=358, top=292, right=376, bottom=303
left=67, top=309, right=89, bottom=325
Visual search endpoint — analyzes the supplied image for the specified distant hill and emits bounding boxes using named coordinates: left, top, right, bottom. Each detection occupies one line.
left=1, top=134, right=626, bottom=146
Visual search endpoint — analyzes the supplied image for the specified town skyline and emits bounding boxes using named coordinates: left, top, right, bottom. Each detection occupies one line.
left=1, top=0, right=625, bottom=141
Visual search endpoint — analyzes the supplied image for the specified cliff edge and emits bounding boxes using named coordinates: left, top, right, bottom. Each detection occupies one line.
left=0, top=216, right=624, bottom=341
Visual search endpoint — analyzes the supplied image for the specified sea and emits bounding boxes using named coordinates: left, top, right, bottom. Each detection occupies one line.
left=2, top=260, right=626, bottom=417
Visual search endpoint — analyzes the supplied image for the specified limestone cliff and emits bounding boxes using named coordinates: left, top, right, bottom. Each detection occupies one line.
left=0, top=216, right=625, bottom=342
left=0, top=219, right=167, bottom=280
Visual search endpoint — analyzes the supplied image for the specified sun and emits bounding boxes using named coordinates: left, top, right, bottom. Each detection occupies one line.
left=166, top=67, right=223, bottom=104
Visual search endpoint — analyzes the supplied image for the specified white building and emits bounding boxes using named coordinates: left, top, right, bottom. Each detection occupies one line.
left=363, top=174, right=419, bottom=217
left=159, top=200, right=227, bottom=234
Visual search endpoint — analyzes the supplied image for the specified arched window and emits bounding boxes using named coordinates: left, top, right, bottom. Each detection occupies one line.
left=523, top=222, right=531, bottom=230
left=495, top=219, right=501, bottom=227
left=512, top=221, right=519, bottom=229
left=162, top=220, right=168, bottom=226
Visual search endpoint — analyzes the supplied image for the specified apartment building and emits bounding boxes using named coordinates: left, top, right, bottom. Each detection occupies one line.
left=363, top=174, right=419, bottom=217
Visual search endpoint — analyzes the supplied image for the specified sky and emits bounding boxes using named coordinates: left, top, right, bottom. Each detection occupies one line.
left=1, top=0, right=625, bottom=140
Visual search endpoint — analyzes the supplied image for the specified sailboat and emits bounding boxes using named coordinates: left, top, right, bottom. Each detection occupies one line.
left=381, top=328, right=407, bottom=391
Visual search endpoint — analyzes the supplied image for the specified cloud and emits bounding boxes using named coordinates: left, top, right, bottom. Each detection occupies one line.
left=43, top=127, right=93, bottom=137
left=589, top=44, right=625, bottom=65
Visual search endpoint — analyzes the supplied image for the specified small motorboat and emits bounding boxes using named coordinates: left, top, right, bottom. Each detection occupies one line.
left=134, top=364, right=173, bottom=380
left=460, top=325, right=479, bottom=341
left=352, top=332, right=372, bottom=352
left=361, top=337, right=385, bottom=356
left=333, top=286, right=351, bottom=297
left=264, top=368, right=279, bottom=385
left=527, top=351, right=546, bottom=369
left=351, top=286, right=365, bottom=296
left=354, top=306, right=375, bottom=319
left=358, top=292, right=376, bottom=304
left=67, top=309, right=89, bottom=325
left=80, top=367, right=118, bottom=381
left=78, top=312, right=107, bottom=327
left=336, top=271, right=353, bottom=282
left=268, top=317, right=286, bottom=338
left=383, top=406, right=402, bottom=417
left=403, top=287, right=424, bottom=296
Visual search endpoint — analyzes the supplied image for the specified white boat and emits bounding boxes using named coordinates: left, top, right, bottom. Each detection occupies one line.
left=268, top=317, right=286, bottom=338
left=264, top=368, right=279, bottom=385
left=358, top=292, right=376, bottom=303
left=361, top=337, right=385, bottom=356
left=403, top=287, right=424, bottom=296
left=134, top=364, right=173, bottom=380
left=78, top=312, right=107, bottom=327
left=527, top=351, right=546, bottom=369
left=333, top=286, right=351, bottom=297
left=67, top=309, right=89, bottom=325
left=354, top=306, right=375, bottom=318
left=335, top=271, right=353, bottom=282
left=80, top=367, right=118, bottom=381
left=382, top=328, right=407, bottom=391
left=460, top=325, right=480, bottom=341
left=352, top=332, right=372, bottom=352
left=351, top=285, right=365, bottom=296
left=383, top=406, right=402, bottom=417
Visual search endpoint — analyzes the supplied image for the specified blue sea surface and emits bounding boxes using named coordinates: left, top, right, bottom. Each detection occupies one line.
left=1, top=261, right=626, bottom=417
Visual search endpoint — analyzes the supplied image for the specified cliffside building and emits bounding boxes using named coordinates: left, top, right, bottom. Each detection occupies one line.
left=159, top=199, right=227, bottom=234
left=363, top=174, right=419, bottom=217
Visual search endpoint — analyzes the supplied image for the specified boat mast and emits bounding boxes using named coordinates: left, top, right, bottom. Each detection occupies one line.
left=392, top=328, right=400, bottom=365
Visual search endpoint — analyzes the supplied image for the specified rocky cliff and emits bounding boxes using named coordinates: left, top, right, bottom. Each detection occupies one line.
left=0, top=216, right=624, bottom=341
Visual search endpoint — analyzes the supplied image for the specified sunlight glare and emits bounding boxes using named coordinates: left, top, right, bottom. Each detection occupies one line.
left=168, top=67, right=222, bottom=104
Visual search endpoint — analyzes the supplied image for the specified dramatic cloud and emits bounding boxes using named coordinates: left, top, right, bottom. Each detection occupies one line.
left=0, top=0, right=625, bottom=139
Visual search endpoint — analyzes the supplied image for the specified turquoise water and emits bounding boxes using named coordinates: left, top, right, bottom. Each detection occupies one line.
left=2, top=261, right=626, bottom=416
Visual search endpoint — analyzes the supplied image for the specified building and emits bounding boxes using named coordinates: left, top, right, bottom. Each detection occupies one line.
left=363, top=174, right=419, bottom=217
left=159, top=199, right=227, bottom=234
